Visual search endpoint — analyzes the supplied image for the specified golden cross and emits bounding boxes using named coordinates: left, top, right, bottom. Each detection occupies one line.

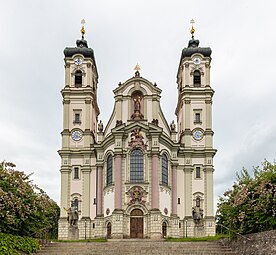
left=81, top=19, right=86, bottom=38
left=134, top=63, right=141, bottom=72
left=190, top=19, right=195, bottom=37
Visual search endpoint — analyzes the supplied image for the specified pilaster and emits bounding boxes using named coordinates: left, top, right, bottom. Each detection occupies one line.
left=96, top=165, right=103, bottom=216
left=114, top=154, right=122, bottom=209
left=151, top=153, right=159, bottom=209
left=82, top=166, right=91, bottom=217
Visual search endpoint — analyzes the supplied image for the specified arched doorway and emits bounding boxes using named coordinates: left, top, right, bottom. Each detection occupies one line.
left=130, top=209, right=143, bottom=238
left=107, top=222, right=111, bottom=239
left=162, top=222, right=167, bottom=238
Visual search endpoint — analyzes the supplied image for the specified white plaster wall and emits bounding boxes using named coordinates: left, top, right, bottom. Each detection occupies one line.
left=192, top=179, right=204, bottom=195
left=90, top=170, right=97, bottom=219
left=146, top=99, right=153, bottom=121
left=159, top=189, right=171, bottom=216
left=176, top=170, right=184, bottom=218
left=103, top=190, right=114, bottom=217
left=71, top=179, right=82, bottom=195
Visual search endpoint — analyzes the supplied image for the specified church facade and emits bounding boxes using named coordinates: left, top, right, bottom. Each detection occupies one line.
left=58, top=25, right=216, bottom=239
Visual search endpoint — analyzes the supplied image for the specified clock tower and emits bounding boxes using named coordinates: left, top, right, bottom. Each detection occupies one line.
left=58, top=21, right=99, bottom=239
left=175, top=23, right=216, bottom=236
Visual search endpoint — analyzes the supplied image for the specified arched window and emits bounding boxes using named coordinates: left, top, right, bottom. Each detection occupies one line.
left=162, top=154, right=168, bottom=185
left=196, top=197, right=201, bottom=207
left=130, top=149, right=144, bottom=183
left=193, top=70, right=201, bottom=86
left=75, top=70, right=82, bottom=87
left=106, top=154, right=113, bottom=186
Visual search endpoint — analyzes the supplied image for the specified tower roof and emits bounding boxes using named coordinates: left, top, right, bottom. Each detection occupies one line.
left=63, top=20, right=96, bottom=60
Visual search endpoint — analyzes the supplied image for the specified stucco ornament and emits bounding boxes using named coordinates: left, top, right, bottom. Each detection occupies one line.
left=128, top=186, right=146, bottom=205
left=128, top=128, right=147, bottom=149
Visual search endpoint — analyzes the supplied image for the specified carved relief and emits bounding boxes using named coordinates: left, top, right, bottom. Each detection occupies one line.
left=128, top=128, right=147, bottom=150
left=127, top=186, right=146, bottom=205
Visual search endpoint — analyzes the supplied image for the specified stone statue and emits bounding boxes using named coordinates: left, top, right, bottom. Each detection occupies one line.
left=98, top=120, right=103, bottom=132
left=134, top=96, right=141, bottom=112
left=192, top=206, right=203, bottom=227
left=64, top=206, right=79, bottom=226
left=170, top=120, right=176, bottom=131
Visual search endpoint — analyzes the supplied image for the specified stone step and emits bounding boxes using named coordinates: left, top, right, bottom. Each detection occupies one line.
left=35, top=241, right=237, bottom=255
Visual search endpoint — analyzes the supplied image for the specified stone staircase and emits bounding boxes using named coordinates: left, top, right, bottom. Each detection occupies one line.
left=36, top=240, right=237, bottom=255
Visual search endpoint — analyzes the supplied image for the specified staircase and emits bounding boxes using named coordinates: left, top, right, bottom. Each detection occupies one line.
left=36, top=240, right=236, bottom=255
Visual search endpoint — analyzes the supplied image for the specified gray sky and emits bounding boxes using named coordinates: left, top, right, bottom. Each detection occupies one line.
left=1, top=0, right=276, bottom=210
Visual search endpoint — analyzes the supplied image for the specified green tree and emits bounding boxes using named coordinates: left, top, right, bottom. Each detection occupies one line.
left=217, top=160, right=276, bottom=235
left=0, top=161, right=60, bottom=238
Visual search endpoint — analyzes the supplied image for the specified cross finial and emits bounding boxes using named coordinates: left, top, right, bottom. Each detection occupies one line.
left=190, top=19, right=195, bottom=39
left=134, top=63, right=141, bottom=77
left=81, top=19, right=86, bottom=39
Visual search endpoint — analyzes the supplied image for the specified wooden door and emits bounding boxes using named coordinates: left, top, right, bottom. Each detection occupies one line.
left=107, top=222, right=111, bottom=238
left=130, top=217, right=143, bottom=238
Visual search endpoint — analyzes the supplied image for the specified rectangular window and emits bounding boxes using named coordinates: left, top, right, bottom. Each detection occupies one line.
left=178, top=198, right=181, bottom=204
left=196, top=167, right=201, bottom=178
left=74, top=167, right=79, bottom=179
left=75, top=113, right=80, bottom=123
left=73, top=110, right=81, bottom=124
left=195, top=113, right=201, bottom=123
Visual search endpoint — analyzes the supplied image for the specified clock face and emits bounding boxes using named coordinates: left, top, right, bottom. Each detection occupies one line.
left=71, top=130, right=83, bottom=141
left=192, top=130, right=204, bottom=141
left=193, top=57, right=201, bottom=65
left=74, top=58, right=83, bottom=65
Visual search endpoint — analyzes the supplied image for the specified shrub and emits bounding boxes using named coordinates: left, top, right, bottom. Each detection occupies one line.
left=217, top=160, right=276, bottom=235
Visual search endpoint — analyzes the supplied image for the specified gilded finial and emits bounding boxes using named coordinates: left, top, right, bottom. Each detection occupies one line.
left=81, top=19, right=86, bottom=39
left=134, top=63, right=141, bottom=77
left=190, top=19, right=195, bottom=39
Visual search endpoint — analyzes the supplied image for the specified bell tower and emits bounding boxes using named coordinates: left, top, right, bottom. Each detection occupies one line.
left=58, top=20, right=100, bottom=240
left=175, top=21, right=216, bottom=236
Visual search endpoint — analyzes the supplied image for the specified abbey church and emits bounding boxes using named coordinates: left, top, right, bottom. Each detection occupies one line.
left=58, top=23, right=216, bottom=239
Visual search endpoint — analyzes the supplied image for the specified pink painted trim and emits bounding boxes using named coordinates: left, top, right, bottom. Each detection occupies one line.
left=151, top=154, right=159, bottom=209
left=96, top=166, right=103, bottom=216
left=172, top=165, right=177, bottom=215
left=114, top=155, right=122, bottom=209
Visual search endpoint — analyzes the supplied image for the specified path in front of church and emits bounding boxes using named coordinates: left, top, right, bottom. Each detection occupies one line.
left=35, top=240, right=237, bottom=255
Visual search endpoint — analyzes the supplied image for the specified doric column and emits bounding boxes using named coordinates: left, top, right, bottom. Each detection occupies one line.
left=114, top=154, right=122, bottom=209
left=171, top=164, right=177, bottom=215
left=151, top=153, right=159, bottom=209
left=96, top=165, right=103, bottom=216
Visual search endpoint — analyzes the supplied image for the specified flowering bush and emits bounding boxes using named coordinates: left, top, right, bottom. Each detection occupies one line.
left=0, top=161, right=60, bottom=239
left=217, top=160, right=276, bottom=235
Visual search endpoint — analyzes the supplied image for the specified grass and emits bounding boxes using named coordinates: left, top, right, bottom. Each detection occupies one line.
left=166, top=234, right=229, bottom=242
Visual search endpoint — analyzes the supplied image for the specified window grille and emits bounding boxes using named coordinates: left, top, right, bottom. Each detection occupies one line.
left=106, top=154, right=113, bottom=186
left=162, top=154, right=168, bottom=185
left=130, top=149, right=144, bottom=183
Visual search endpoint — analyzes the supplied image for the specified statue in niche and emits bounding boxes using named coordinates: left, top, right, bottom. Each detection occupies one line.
left=131, top=94, right=144, bottom=120
left=134, top=96, right=141, bottom=112
left=64, top=205, right=79, bottom=226
left=192, top=206, right=203, bottom=227
left=98, top=120, right=103, bottom=132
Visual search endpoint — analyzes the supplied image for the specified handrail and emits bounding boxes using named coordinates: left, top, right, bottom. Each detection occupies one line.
left=217, top=223, right=251, bottom=241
